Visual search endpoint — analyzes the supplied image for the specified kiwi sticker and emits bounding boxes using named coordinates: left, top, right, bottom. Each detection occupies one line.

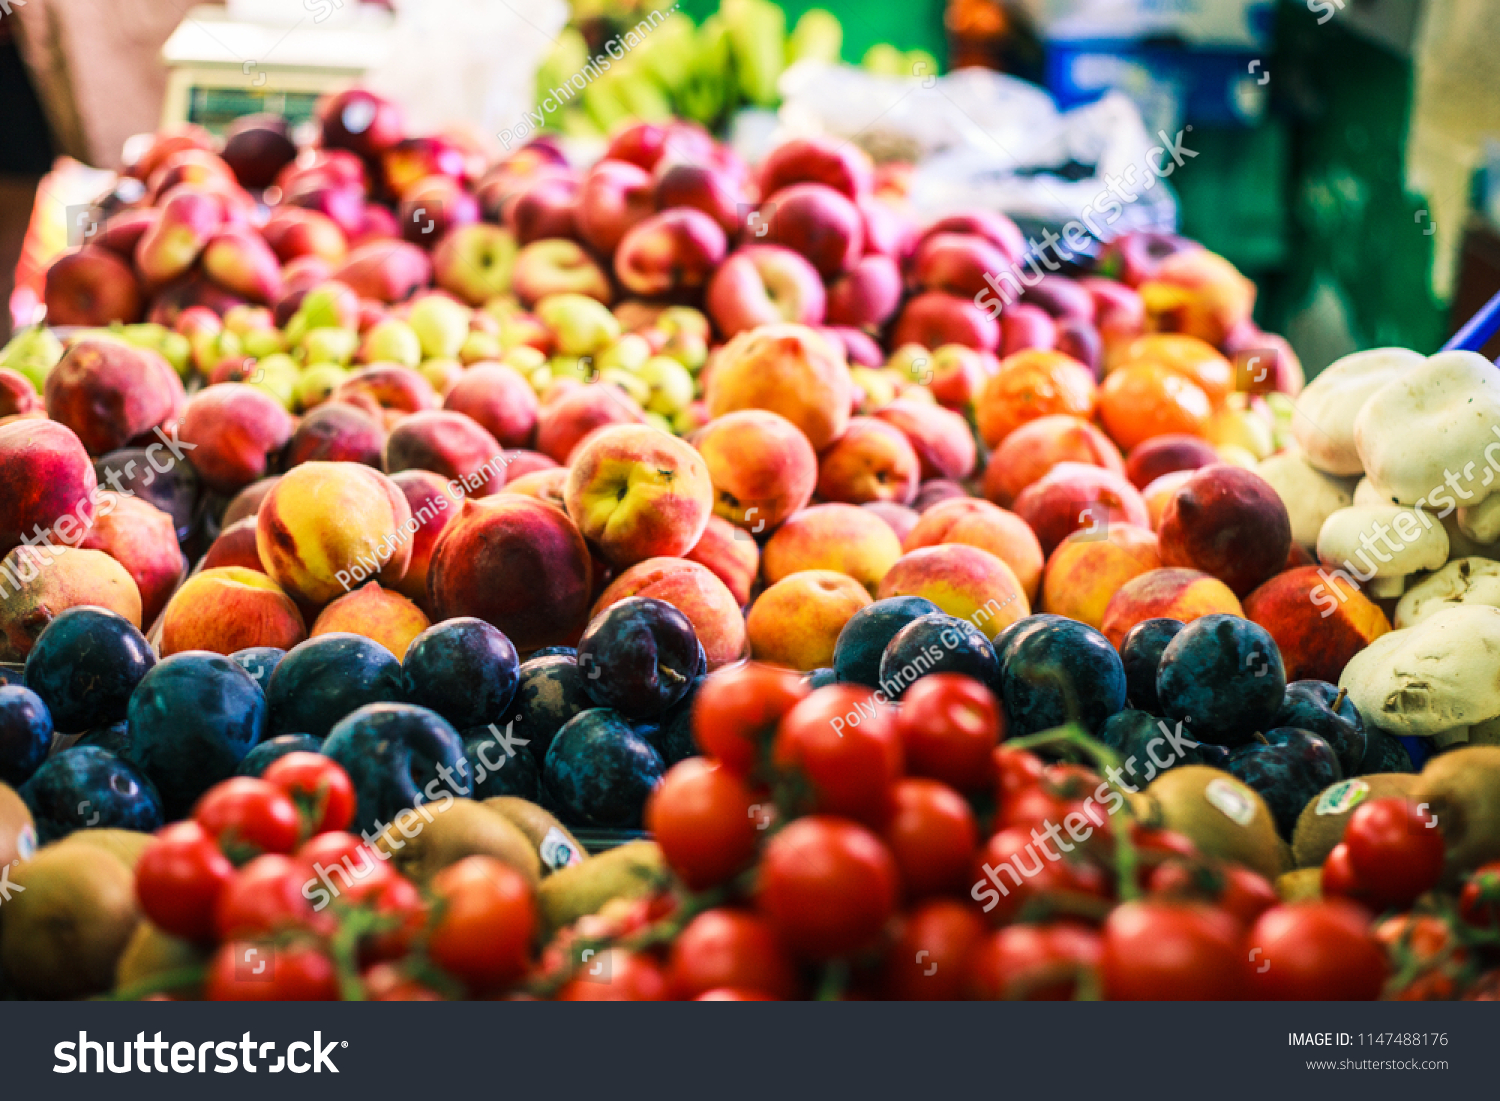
left=1204, top=777, right=1256, bottom=827
left=16, top=824, right=35, bottom=862
left=539, top=827, right=583, bottom=871
left=1315, top=779, right=1370, bottom=816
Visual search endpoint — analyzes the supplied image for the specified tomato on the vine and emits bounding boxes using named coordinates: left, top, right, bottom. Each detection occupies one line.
left=194, top=777, right=303, bottom=861
left=882, top=899, right=986, bottom=1001
left=204, top=941, right=339, bottom=1001
left=1458, top=861, right=1500, bottom=930
left=1243, top=900, right=1388, bottom=1000
left=968, top=921, right=1102, bottom=1001
left=883, top=778, right=979, bottom=897
left=993, top=745, right=1045, bottom=807
left=555, top=949, right=668, bottom=1001
left=362, top=962, right=444, bottom=1001
left=692, top=661, right=808, bottom=775
left=135, top=820, right=236, bottom=943
left=1376, top=914, right=1464, bottom=1001
left=758, top=816, right=898, bottom=961
left=667, top=908, right=798, bottom=1000
left=970, top=826, right=1110, bottom=926
left=1101, top=899, right=1244, bottom=1000
left=1320, top=842, right=1366, bottom=903
left=1148, top=859, right=1277, bottom=929
left=772, top=685, right=903, bottom=826
left=896, top=674, right=1001, bottom=792
left=215, top=853, right=327, bottom=940
left=427, top=855, right=536, bottom=991
left=1343, top=798, right=1444, bottom=909
left=645, top=757, right=762, bottom=890
left=262, top=752, right=356, bottom=836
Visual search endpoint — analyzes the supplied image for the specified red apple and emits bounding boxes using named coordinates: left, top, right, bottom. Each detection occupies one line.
left=705, top=245, right=825, bottom=337
left=575, top=159, right=657, bottom=255
left=615, top=208, right=727, bottom=298
left=759, top=183, right=863, bottom=279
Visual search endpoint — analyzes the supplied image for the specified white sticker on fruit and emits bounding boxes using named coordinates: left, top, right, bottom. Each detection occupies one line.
left=1204, top=778, right=1256, bottom=827
left=539, top=827, right=582, bottom=871
left=1315, top=779, right=1370, bottom=816
left=15, top=824, right=35, bottom=862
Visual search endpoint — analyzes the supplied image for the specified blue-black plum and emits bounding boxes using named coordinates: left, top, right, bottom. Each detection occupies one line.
left=322, top=702, right=469, bottom=834
left=125, top=652, right=267, bottom=817
left=236, top=733, right=322, bottom=777
left=530, top=646, right=576, bottom=659
left=19, top=745, right=162, bottom=843
left=1119, top=618, right=1184, bottom=714
left=0, top=685, right=52, bottom=787
left=545, top=708, right=665, bottom=828
left=266, top=633, right=403, bottom=739
left=462, top=725, right=540, bottom=801
left=1097, top=708, right=1222, bottom=787
left=833, top=596, right=941, bottom=688
left=992, top=614, right=1069, bottom=675
left=1275, top=681, right=1366, bottom=777
left=229, top=647, right=286, bottom=692
left=647, top=675, right=702, bottom=767
left=576, top=597, right=700, bottom=718
left=1228, top=727, right=1340, bottom=838
left=74, top=720, right=132, bottom=759
left=401, top=617, right=520, bottom=731
left=1000, top=618, right=1127, bottom=737
left=0, top=665, right=24, bottom=687
left=1358, top=727, right=1415, bottom=774
left=879, top=613, right=1000, bottom=698
left=505, top=655, right=592, bottom=764
left=804, top=668, right=838, bottom=690
left=1156, top=614, right=1285, bottom=747
left=23, top=606, right=155, bottom=733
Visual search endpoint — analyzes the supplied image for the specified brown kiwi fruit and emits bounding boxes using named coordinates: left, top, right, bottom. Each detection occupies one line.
left=56, top=828, right=155, bottom=869
left=115, top=922, right=207, bottom=998
left=537, top=840, right=667, bottom=937
left=374, top=797, right=540, bottom=888
left=1275, top=867, right=1323, bottom=903
left=0, top=844, right=140, bottom=997
left=1411, top=746, right=1500, bottom=884
left=482, top=796, right=587, bottom=875
left=1143, top=766, right=1282, bottom=880
left=0, top=783, right=37, bottom=870
left=1290, top=774, right=1418, bottom=869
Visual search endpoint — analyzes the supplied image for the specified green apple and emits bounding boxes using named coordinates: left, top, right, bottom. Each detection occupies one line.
left=637, top=355, right=695, bottom=416
left=250, top=354, right=300, bottom=409
left=0, top=324, right=64, bottom=383
left=294, top=363, right=350, bottom=412
left=301, top=326, right=359, bottom=367
left=657, top=328, right=707, bottom=371
left=550, top=354, right=599, bottom=385
left=643, top=411, right=674, bottom=436
left=887, top=342, right=932, bottom=383
left=222, top=304, right=277, bottom=337
left=503, top=345, right=547, bottom=375
left=527, top=364, right=554, bottom=395
left=459, top=329, right=502, bottom=365
left=420, top=357, right=463, bottom=395
left=408, top=295, right=472, bottom=360
left=594, top=333, right=651, bottom=374
left=655, top=306, right=710, bottom=340
left=600, top=366, right=651, bottom=407
left=359, top=318, right=422, bottom=368
left=536, top=293, right=621, bottom=357
left=242, top=328, right=285, bottom=360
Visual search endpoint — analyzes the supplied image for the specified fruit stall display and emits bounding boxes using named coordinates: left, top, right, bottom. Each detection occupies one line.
left=2, top=81, right=1499, bottom=1003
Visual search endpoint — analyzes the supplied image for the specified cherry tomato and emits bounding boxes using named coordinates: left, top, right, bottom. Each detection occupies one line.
left=667, top=908, right=798, bottom=1000
left=555, top=948, right=668, bottom=1001
left=971, top=826, right=1110, bottom=926
left=695, top=988, right=775, bottom=1001
left=363, top=962, right=444, bottom=1001
left=692, top=661, right=809, bottom=775
left=1320, top=842, right=1367, bottom=903
left=215, top=853, right=326, bottom=940
left=204, top=941, right=340, bottom=1001
left=135, top=821, right=235, bottom=943
left=757, top=816, right=899, bottom=961
left=882, top=899, right=986, bottom=1001
left=1376, top=914, right=1464, bottom=1001
left=1243, top=900, right=1388, bottom=1000
left=645, top=758, right=762, bottom=890
left=883, top=778, right=979, bottom=897
left=262, top=752, right=356, bottom=835
left=357, top=872, right=427, bottom=963
left=1459, top=861, right=1500, bottom=930
left=1101, top=900, right=1245, bottom=1000
left=995, top=783, right=1073, bottom=831
left=1148, top=859, right=1277, bottom=929
left=428, top=855, right=536, bottom=991
left=1343, top=798, right=1444, bottom=909
left=194, top=777, right=303, bottom=862
left=772, top=685, right=903, bottom=826
left=896, top=674, right=1001, bottom=791
left=968, top=922, right=1103, bottom=1000
left=993, top=745, right=1045, bottom=807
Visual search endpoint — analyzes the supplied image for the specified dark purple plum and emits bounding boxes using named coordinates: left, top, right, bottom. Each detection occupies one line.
left=1228, top=726, right=1340, bottom=838
left=462, top=724, right=539, bottom=801
left=24, top=606, right=155, bottom=733
left=1275, top=680, right=1365, bottom=777
left=229, top=646, right=286, bottom=692
left=880, top=613, right=999, bottom=698
left=401, top=617, right=520, bottom=730
left=236, top=733, right=322, bottom=776
left=544, top=708, right=664, bottom=827
left=504, top=654, right=592, bottom=764
left=125, top=651, right=267, bottom=817
left=804, top=668, right=838, bottom=690
left=1358, top=727, right=1415, bottom=775
left=18, top=744, right=162, bottom=843
left=1097, top=707, right=1223, bottom=787
left=1119, top=618, right=1184, bottom=714
left=266, top=633, right=403, bottom=739
left=999, top=617, right=1126, bottom=738
left=1156, top=614, right=1285, bottom=747
left=321, top=702, right=469, bottom=835
left=833, top=595, right=941, bottom=688
left=0, top=685, right=52, bottom=787
left=576, top=597, right=700, bottom=719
